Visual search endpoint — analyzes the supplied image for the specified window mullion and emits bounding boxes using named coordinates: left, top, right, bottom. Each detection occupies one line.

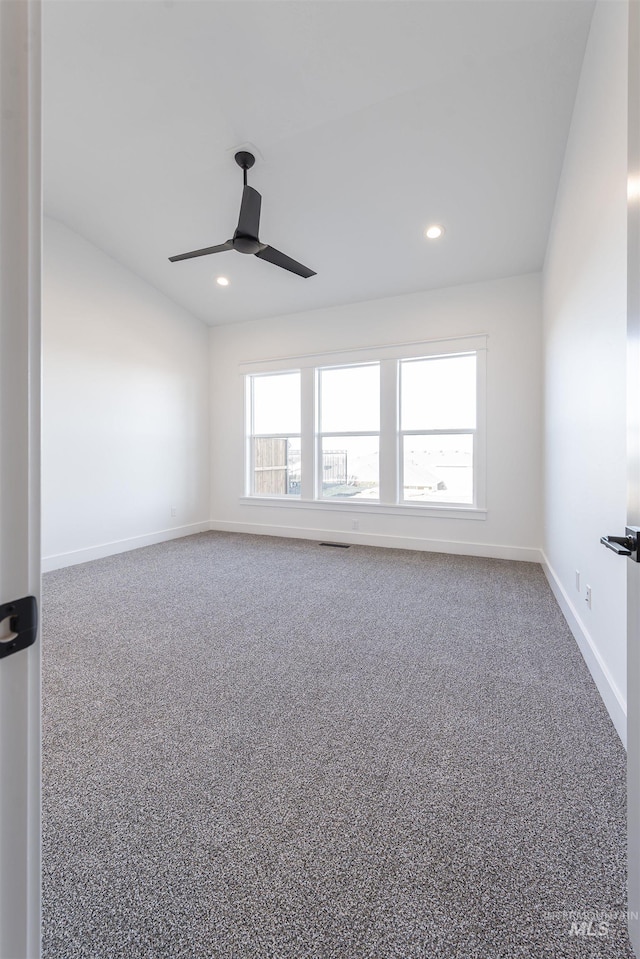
left=300, top=367, right=315, bottom=500
left=316, top=431, right=380, bottom=438
left=379, top=358, right=398, bottom=504
left=245, top=376, right=253, bottom=495
left=400, top=428, right=475, bottom=437
left=474, top=348, right=487, bottom=509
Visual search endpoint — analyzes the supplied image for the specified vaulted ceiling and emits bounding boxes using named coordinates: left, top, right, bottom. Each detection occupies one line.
left=43, top=0, right=595, bottom=326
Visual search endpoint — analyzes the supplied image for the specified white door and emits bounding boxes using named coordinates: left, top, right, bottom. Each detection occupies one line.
left=629, top=1, right=640, bottom=954
left=0, top=1, right=42, bottom=957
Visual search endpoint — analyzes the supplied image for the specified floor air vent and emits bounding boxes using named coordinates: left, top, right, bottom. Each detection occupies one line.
left=319, top=542, right=351, bottom=549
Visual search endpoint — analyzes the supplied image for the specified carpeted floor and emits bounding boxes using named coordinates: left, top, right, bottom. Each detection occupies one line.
left=42, top=532, right=633, bottom=958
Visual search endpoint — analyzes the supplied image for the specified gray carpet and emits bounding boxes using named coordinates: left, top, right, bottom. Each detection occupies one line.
left=42, top=532, right=633, bottom=958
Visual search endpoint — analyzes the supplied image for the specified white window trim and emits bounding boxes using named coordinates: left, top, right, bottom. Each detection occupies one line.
left=238, top=495, right=487, bottom=520
left=239, top=333, right=487, bottom=373
left=241, top=335, right=487, bottom=517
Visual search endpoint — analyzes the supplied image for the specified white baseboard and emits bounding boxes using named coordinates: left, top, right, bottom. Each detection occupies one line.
left=42, top=522, right=211, bottom=572
left=208, top=519, right=542, bottom=563
left=541, top=552, right=627, bottom=747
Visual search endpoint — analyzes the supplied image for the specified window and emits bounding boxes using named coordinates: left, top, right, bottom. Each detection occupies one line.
left=400, top=354, right=476, bottom=505
left=317, top=364, right=380, bottom=499
left=242, top=336, right=486, bottom=515
left=247, top=371, right=301, bottom=496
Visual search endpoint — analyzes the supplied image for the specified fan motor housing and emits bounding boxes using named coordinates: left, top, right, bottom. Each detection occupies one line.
left=234, top=235, right=261, bottom=254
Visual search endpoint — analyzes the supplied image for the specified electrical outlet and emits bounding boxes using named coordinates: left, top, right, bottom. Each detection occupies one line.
left=171, top=506, right=177, bottom=517
left=352, top=520, right=359, bottom=531
left=585, top=585, right=592, bottom=609
left=575, top=570, right=580, bottom=592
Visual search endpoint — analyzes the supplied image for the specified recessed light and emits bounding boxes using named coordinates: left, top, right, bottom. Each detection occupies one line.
left=216, top=276, right=230, bottom=286
left=425, top=224, right=444, bottom=239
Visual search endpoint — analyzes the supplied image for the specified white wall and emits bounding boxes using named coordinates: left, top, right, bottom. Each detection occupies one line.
left=543, top=0, right=628, bottom=743
left=210, top=272, right=542, bottom=560
left=42, top=217, right=210, bottom=569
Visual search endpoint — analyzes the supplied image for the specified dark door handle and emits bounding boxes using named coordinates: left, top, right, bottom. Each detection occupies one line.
left=600, top=536, right=633, bottom=555
left=0, top=596, right=38, bottom=659
left=600, top=527, right=640, bottom=561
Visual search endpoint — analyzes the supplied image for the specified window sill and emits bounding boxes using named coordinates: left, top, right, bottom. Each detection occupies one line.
left=239, top=496, right=487, bottom=520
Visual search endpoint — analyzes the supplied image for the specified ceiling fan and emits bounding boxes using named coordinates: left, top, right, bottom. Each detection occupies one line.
left=169, top=152, right=316, bottom=279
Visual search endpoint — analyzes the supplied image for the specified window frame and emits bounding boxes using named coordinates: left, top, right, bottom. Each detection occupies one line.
left=398, top=352, right=479, bottom=509
left=241, top=335, right=487, bottom=518
left=245, top=370, right=302, bottom=499
left=316, top=361, right=381, bottom=501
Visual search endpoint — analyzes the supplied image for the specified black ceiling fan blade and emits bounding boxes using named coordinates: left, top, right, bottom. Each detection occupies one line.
left=255, top=244, right=316, bottom=278
left=169, top=241, right=232, bottom=263
left=236, top=185, right=261, bottom=239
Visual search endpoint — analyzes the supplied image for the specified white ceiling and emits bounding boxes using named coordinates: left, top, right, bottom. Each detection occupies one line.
left=43, top=0, right=595, bottom=327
